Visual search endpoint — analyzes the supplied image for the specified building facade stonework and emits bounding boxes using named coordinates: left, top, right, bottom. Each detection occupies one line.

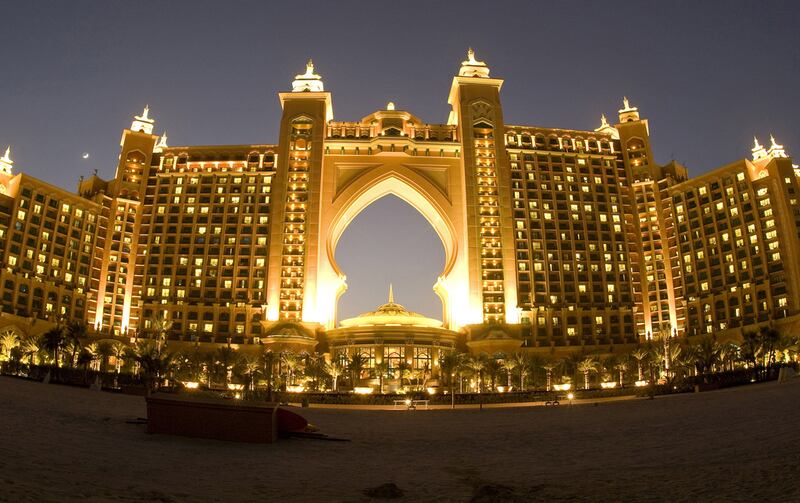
left=0, top=51, right=798, bottom=356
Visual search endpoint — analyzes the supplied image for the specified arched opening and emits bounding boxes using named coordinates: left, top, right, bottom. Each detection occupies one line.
left=334, top=194, right=445, bottom=322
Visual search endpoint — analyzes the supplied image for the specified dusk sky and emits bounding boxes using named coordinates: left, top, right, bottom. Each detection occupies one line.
left=1, top=1, right=798, bottom=321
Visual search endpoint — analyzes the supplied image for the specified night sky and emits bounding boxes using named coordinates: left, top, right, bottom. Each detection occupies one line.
left=1, top=1, right=798, bottom=322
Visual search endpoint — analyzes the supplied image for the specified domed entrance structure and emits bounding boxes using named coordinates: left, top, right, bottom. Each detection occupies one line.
left=325, top=286, right=462, bottom=390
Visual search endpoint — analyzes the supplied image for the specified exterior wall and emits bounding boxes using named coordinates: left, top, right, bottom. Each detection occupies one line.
left=504, top=129, right=638, bottom=347
left=137, top=146, right=277, bottom=343
left=667, top=157, right=800, bottom=336
left=1, top=56, right=798, bottom=353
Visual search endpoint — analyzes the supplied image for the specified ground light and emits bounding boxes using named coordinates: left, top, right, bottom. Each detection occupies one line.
left=567, top=392, right=574, bottom=405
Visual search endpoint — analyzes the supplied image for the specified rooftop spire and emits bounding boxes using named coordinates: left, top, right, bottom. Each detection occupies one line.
left=0, top=146, right=13, bottom=175
left=388, top=284, right=394, bottom=304
left=459, top=47, right=490, bottom=78
left=594, top=113, right=619, bottom=138
left=618, top=96, right=640, bottom=122
left=131, top=105, right=155, bottom=134
left=767, top=134, right=787, bottom=158
left=752, top=135, right=768, bottom=161
left=153, top=131, right=169, bottom=153
left=292, top=58, right=324, bottom=92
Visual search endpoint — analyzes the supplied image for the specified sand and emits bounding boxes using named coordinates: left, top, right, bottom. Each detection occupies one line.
left=0, top=376, right=798, bottom=502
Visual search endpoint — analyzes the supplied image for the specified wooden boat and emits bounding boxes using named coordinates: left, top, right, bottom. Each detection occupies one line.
left=145, top=393, right=308, bottom=443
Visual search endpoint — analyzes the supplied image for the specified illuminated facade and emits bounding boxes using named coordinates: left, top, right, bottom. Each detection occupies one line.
left=1, top=51, right=799, bottom=355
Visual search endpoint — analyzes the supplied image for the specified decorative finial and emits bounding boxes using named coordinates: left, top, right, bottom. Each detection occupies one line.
left=386, top=101, right=395, bottom=111
left=388, top=284, right=394, bottom=304
left=459, top=47, right=490, bottom=77
left=623, top=96, right=630, bottom=110
left=292, top=59, right=324, bottom=92
left=752, top=135, right=769, bottom=161
left=154, top=131, right=169, bottom=153
left=131, top=105, right=155, bottom=134
left=600, top=114, right=608, bottom=127
left=766, top=134, right=787, bottom=158
left=0, top=145, right=12, bottom=175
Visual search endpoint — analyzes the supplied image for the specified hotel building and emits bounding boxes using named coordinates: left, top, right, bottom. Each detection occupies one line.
left=0, top=50, right=798, bottom=363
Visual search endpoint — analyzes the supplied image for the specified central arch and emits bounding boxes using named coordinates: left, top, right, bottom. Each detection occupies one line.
left=306, top=162, right=478, bottom=330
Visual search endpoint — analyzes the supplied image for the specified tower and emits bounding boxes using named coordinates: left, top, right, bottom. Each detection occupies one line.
left=614, top=98, right=684, bottom=339
left=87, top=106, right=158, bottom=336
left=448, top=49, right=518, bottom=324
left=267, top=60, right=332, bottom=323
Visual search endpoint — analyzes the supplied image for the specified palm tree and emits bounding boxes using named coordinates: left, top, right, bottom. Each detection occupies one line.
left=111, top=341, right=127, bottom=374
left=130, top=341, right=176, bottom=394
left=83, top=342, right=99, bottom=371
left=76, top=346, right=95, bottom=383
left=347, top=353, right=366, bottom=388
left=41, top=326, right=66, bottom=370
left=216, top=346, right=238, bottom=386
left=776, top=335, right=799, bottom=365
left=326, top=359, right=344, bottom=391
left=259, top=349, right=277, bottom=393
left=95, top=341, right=115, bottom=374
left=374, top=361, right=390, bottom=394
left=693, top=336, right=722, bottom=375
left=279, top=351, right=304, bottom=386
left=719, top=341, right=740, bottom=372
left=439, top=353, right=462, bottom=392
left=21, top=334, right=42, bottom=366
left=562, top=352, right=584, bottom=386
left=234, top=355, right=262, bottom=394
left=396, top=361, right=412, bottom=389
left=150, top=312, right=173, bottom=354
left=505, top=352, right=529, bottom=390
left=65, top=321, right=88, bottom=367
left=631, top=347, right=649, bottom=381
left=527, top=354, right=544, bottom=389
left=614, top=359, right=628, bottom=387
left=0, top=330, right=20, bottom=363
left=758, top=326, right=781, bottom=367
left=577, top=357, right=597, bottom=390
left=740, top=330, right=760, bottom=368
left=542, top=360, right=559, bottom=392
left=485, top=357, right=502, bottom=391
left=465, top=355, right=487, bottom=392
left=305, top=356, right=328, bottom=391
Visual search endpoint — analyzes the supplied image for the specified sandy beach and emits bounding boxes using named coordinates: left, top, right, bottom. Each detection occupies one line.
left=1, top=376, right=798, bottom=502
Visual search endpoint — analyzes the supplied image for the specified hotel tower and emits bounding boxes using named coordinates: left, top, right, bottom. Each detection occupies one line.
left=0, top=50, right=798, bottom=360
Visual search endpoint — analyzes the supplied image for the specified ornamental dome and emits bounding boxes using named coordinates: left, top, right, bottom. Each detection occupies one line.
left=338, top=285, right=443, bottom=328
